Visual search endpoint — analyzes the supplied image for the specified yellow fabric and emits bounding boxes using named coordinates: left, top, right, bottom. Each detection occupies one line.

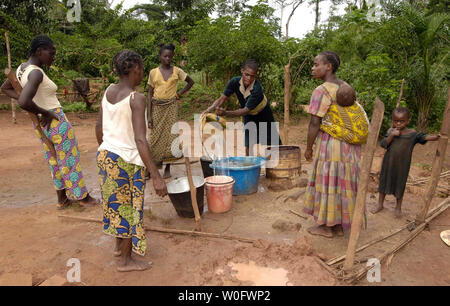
left=147, top=66, right=187, bottom=100
left=319, top=83, right=369, bottom=145
left=200, top=113, right=227, bottom=130
left=248, top=94, right=267, bottom=115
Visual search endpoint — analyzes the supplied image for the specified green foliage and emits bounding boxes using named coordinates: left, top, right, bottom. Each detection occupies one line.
left=0, top=0, right=447, bottom=134
left=187, top=1, right=282, bottom=82
left=61, top=101, right=97, bottom=113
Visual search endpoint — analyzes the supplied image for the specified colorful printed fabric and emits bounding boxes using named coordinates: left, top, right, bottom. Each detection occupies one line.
left=97, top=150, right=147, bottom=256
left=321, top=102, right=369, bottom=145
left=33, top=107, right=87, bottom=200
left=307, top=82, right=339, bottom=118
left=148, top=98, right=183, bottom=164
left=303, top=131, right=361, bottom=229
left=315, top=82, right=369, bottom=145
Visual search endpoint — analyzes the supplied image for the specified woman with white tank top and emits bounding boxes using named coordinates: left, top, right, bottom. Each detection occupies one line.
left=96, top=50, right=167, bottom=272
left=0, top=35, right=99, bottom=209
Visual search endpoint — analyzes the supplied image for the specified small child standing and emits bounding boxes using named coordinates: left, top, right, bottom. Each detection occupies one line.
left=372, top=107, right=440, bottom=217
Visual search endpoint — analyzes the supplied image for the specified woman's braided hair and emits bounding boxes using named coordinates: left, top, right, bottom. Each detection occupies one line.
left=111, top=50, right=143, bottom=76
left=29, top=35, right=54, bottom=56
left=158, top=43, right=175, bottom=55
left=319, top=51, right=341, bottom=73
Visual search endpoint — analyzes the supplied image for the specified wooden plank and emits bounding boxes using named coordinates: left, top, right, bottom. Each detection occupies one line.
left=416, top=88, right=450, bottom=222
left=283, top=64, right=290, bottom=145
left=343, top=98, right=385, bottom=271
left=344, top=200, right=449, bottom=283
left=185, top=157, right=202, bottom=231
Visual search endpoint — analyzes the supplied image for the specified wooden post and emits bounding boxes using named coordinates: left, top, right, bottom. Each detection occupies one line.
left=4, top=32, right=16, bottom=124
left=283, top=64, right=290, bottom=145
left=416, top=88, right=450, bottom=222
left=396, top=79, right=405, bottom=108
left=343, top=98, right=385, bottom=271
left=11, top=98, right=16, bottom=123
left=185, top=157, right=202, bottom=231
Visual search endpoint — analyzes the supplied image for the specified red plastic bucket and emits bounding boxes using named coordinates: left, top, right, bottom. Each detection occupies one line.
left=205, top=176, right=234, bottom=213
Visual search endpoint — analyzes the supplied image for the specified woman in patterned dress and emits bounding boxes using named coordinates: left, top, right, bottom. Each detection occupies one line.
left=96, top=50, right=167, bottom=272
left=303, top=51, right=365, bottom=238
left=1, top=35, right=99, bottom=209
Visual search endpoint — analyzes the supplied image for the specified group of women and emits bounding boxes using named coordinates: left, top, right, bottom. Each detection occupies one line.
left=1, top=35, right=367, bottom=271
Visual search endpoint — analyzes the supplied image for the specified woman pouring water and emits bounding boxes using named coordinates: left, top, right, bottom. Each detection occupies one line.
left=202, top=59, right=281, bottom=156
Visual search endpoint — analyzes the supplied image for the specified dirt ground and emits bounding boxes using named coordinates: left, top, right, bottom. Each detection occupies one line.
left=0, top=109, right=449, bottom=286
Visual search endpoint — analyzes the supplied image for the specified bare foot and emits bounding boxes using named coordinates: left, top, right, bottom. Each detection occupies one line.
left=145, top=170, right=151, bottom=180
left=117, top=257, right=152, bottom=272
left=56, top=198, right=75, bottom=210
left=80, top=194, right=100, bottom=207
left=307, top=225, right=333, bottom=238
left=332, top=225, right=344, bottom=237
left=394, top=208, right=402, bottom=218
left=370, top=205, right=384, bottom=214
left=114, top=239, right=123, bottom=257
left=163, top=169, right=171, bottom=179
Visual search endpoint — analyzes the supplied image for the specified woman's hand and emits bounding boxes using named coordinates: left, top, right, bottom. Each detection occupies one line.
left=304, top=148, right=313, bottom=161
left=216, top=107, right=226, bottom=116
left=147, top=117, right=153, bottom=129
left=152, top=176, right=168, bottom=197
left=201, top=106, right=214, bottom=117
left=39, top=111, right=59, bottom=131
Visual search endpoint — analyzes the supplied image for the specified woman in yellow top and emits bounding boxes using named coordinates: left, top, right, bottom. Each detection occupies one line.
left=147, top=43, right=194, bottom=178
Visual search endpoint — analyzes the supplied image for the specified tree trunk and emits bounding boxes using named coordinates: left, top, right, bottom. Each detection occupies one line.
left=285, top=1, right=303, bottom=39
left=417, top=108, right=431, bottom=133
left=314, top=0, right=320, bottom=30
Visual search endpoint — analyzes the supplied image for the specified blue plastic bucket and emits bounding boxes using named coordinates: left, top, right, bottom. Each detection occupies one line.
left=210, top=157, right=266, bottom=195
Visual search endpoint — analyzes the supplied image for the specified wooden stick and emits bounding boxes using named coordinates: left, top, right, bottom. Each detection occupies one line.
left=284, top=190, right=305, bottom=202
left=326, top=222, right=412, bottom=266
left=416, top=88, right=450, bottom=223
left=313, top=256, right=338, bottom=278
left=343, top=98, right=385, bottom=271
left=283, top=64, right=290, bottom=145
left=344, top=200, right=449, bottom=283
left=185, top=157, right=202, bottom=231
left=11, top=98, right=16, bottom=124
left=164, top=158, right=198, bottom=165
left=5, top=32, right=16, bottom=124
left=5, top=32, right=11, bottom=69
left=57, top=214, right=255, bottom=243
left=396, top=79, right=405, bottom=108
left=289, top=209, right=307, bottom=219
